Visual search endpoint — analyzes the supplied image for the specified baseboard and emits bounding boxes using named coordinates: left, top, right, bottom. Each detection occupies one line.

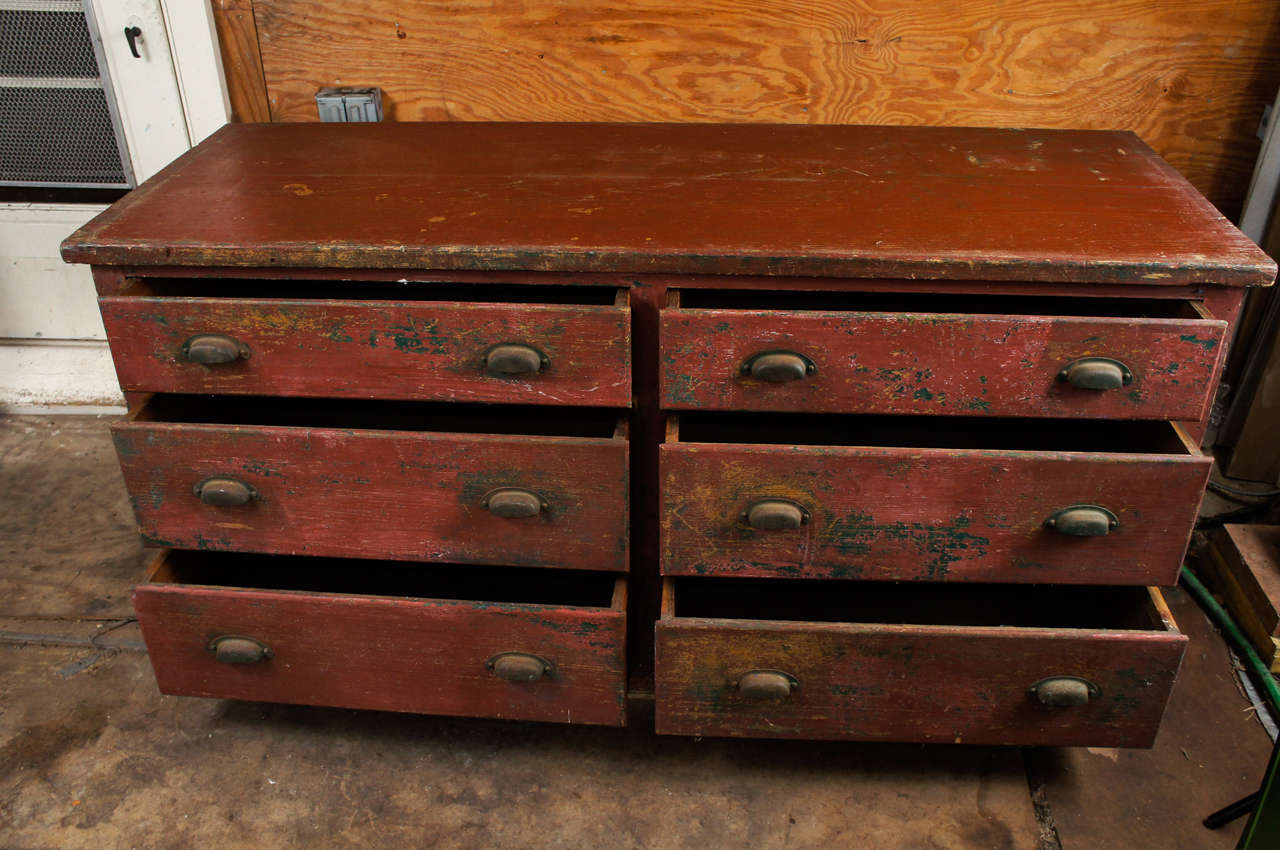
left=0, top=340, right=125, bottom=409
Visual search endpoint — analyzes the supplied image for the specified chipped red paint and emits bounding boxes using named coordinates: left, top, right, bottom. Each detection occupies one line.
left=661, top=436, right=1210, bottom=584
left=661, top=306, right=1227, bottom=420
left=655, top=602, right=1186, bottom=746
left=1182, top=286, right=1248, bottom=443
left=64, top=123, right=1275, bottom=734
left=60, top=123, right=1274, bottom=286
left=112, top=417, right=629, bottom=571
left=135, top=553, right=627, bottom=725
left=100, top=294, right=631, bottom=406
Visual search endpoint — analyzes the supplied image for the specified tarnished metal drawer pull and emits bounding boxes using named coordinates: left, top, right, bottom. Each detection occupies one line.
left=482, top=488, right=548, bottom=518
left=193, top=476, right=258, bottom=507
left=484, top=343, right=550, bottom=376
left=737, top=670, right=799, bottom=699
left=744, top=499, right=810, bottom=530
left=741, top=350, right=816, bottom=383
left=1058, top=357, right=1132, bottom=390
left=182, top=334, right=250, bottom=365
left=487, top=652, right=552, bottom=682
left=1030, top=676, right=1099, bottom=707
left=208, top=635, right=272, bottom=665
left=1046, top=505, right=1118, bottom=537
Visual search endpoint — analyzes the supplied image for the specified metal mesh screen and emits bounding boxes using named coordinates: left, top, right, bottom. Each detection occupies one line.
left=0, top=3, right=131, bottom=187
left=0, top=8, right=98, bottom=77
left=0, top=86, right=128, bottom=185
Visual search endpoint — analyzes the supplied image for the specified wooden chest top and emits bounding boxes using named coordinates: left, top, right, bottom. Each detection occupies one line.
left=62, top=123, right=1274, bottom=287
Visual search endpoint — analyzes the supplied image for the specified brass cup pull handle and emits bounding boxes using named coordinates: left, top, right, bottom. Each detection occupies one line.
left=193, top=476, right=258, bottom=507
left=1046, top=505, right=1118, bottom=537
left=744, top=499, right=810, bottom=530
left=488, top=652, right=552, bottom=682
left=182, top=334, right=250, bottom=365
left=208, top=635, right=272, bottom=664
left=737, top=670, right=799, bottom=699
left=482, top=488, right=548, bottom=519
left=1058, top=357, right=1132, bottom=390
left=1030, top=676, right=1099, bottom=707
left=484, top=343, right=549, bottom=376
left=741, top=350, right=816, bottom=383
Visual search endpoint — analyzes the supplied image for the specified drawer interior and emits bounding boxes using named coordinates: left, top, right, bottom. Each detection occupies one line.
left=151, top=550, right=624, bottom=609
left=134, top=394, right=625, bottom=439
left=672, top=412, right=1193, bottom=455
left=668, top=577, right=1171, bottom=632
left=119, top=277, right=625, bottom=305
left=673, top=288, right=1206, bottom=319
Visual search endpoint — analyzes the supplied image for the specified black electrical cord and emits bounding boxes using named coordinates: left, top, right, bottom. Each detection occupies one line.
left=1208, top=479, right=1280, bottom=500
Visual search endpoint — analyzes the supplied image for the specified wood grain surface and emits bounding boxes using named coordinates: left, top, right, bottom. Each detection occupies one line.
left=100, top=294, right=631, bottom=406
left=60, top=123, right=1275, bottom=285
left=243, top=0, right=1280, bottom=217
left=661, top=438, right=1210, bottom=584
left=212, top=0, right=270, bottom=122
left=661, top=304, right=1226, bottom=420
left=135, top=554, right=628, bottom=725
left=1201, top=525, right=1280, bottom=669
left=655, top=592, right=1186, bottom=746
left=112, top=418, right=629, bottom=571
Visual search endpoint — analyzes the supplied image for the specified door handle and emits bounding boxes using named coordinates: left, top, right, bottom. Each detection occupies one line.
left=1058, top=357, right=1132, bottom=390
left=124, top=26, right=143, bottom=59
left=194, top=476, right=258, bottom=507
left=743, top=499, right=810, bottom=530
left=182, top=334, right=251, bottom=365
left=1030, top=676, right=1099, bottom=706
left=483, top=344, right=549, bottom=376
left=736, top=670, right=799, bottom=699
left=741, top=350, right=816, bottom=383
left=208, top=635, right=272, bottom=664
left=1046, top=505, right=1118, bottom=537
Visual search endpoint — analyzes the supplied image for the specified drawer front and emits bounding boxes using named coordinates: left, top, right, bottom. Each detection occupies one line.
left=134, top=574, right=627, bottom=726
left=113, top=422, right=628, bottom=570
left=662, top=442, right=1209, bottom=584
left=655, top=593, right=1185, bottom=747
left=100, top=295, right=631, bottom=406
left=661, top=308, right=1226, bottom=420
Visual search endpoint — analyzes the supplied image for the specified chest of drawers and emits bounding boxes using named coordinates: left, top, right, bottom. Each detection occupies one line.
left=63, top=122, right=1274, bottom=746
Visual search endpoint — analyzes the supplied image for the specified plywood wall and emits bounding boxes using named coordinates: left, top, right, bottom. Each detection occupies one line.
left=218, top=0, right=1280, bottom=217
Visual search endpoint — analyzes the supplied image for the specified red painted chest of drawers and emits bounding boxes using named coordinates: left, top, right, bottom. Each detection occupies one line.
left=63, top=122, right=1275, bottom=746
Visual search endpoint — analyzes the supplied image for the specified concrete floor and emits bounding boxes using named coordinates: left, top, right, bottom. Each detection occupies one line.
left=0, top=415, right=1273, bottom=849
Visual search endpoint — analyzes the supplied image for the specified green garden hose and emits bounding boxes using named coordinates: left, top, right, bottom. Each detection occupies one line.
left=1180, top=564, right=1280, bottom=713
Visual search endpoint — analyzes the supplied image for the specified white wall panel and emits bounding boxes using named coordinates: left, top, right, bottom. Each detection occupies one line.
left=0, top=203, right=109, bottom=340
left=0, top=340, right=124, bottom=411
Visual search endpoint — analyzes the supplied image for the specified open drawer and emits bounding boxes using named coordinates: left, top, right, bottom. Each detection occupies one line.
left=134, top=550, right=627, bottom=726
left=100, top=279, right=631, bottom=406
left=660, top=289, right=1227, bottom=420
left=661, top=413, right=1209, bottom=584
left=655, top=578, right=1186, bottom=747
left=113, top=396, right=629, bottom=571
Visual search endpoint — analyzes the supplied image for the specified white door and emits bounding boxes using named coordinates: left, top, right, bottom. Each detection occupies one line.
left=0, top=0, right=229, bottom=410
left=89, top=0, right=190, bottom=182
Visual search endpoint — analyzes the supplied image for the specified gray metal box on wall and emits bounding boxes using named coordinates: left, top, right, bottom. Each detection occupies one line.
left=315, top=87, right=383, bottom=122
